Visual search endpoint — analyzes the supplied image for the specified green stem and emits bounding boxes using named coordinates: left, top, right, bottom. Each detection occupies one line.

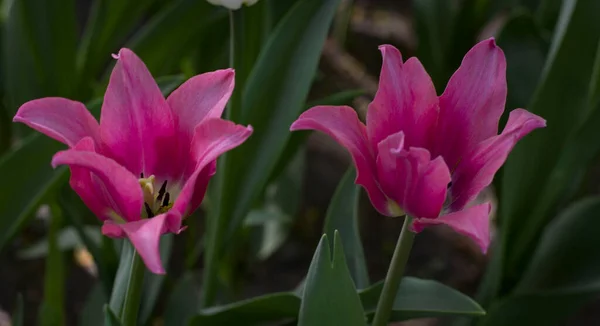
left=371, top=216, right=416, bottom=326
left=200, top=9, right=238, bottom=308
left=120, top=248, right=145, bottom=326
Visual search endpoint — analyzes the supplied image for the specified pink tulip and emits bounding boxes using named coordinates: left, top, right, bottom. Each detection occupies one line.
left=291, top=38, right=545, bottom=253
left=14, top=49, right=252, bottom=274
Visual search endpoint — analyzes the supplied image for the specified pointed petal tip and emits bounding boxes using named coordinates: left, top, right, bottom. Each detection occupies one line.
left=378, top=44, right=402, bottom=57
left=50, top=151, right=66, bottom=169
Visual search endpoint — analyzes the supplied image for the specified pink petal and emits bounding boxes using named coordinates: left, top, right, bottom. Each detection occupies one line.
left=172, top=119, right=253, bottom=217
left=52, top=149, right=143, bottom=222
left=449, top=109, right=546, bottom=210
left=291, top=106, right=390, bottom=216
left=13, top=98, right=99, bottom=147
left=66, top=137, right=114, bottom=221
left=102, top=212, right=176, bottom=274
left=99, top=48, right=175, bottom=177
left=434, top=38, right=507, bottom=170
left=165, top=69, right=235, bottom=180
left=167, top=69, right=235, bottom=135
left=367, top=45, right=438, bottom=151
left=376, top=132, right=451, bottom=218
left=412, top=202, right=492, bottom=253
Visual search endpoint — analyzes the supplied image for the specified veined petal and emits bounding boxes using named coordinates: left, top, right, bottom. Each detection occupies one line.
left=435, top=38, right=507, bottom=170
left=376, top=132, right=450, bottom=218
left=172, top=119, right=253, bottom=217
left=412, top=203, right=492, bottom=253
left=367, top=45, right=438, bottom=151
left=102, top=212, right=175, bottom=274
left=167, top=69, right=234, bottom=135
left=99, top=48, right=175, bottom=177
left=291, top=106, right=389, bottom=216
left=449, top=109, right=546, bottom=210
left=13, top=98, right=99, bottom=147
left=52, top=149, right=143, bottom=222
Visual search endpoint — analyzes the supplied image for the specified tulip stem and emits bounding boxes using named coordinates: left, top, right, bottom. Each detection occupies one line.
left=121, top=247, right=145, bottom=326
left=371, top=216, right=416, bottom=326
left=200, top=8, right=238, bottom=309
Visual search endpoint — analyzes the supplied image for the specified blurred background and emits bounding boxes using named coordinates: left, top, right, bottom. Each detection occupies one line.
left=1, top=0, right=600, bottom=325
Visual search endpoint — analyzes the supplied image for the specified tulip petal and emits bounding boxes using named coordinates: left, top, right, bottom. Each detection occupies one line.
left=52, top=149, right=143, bottom=222
left=291, top=106, right=389, bottom=215
left=449, top=109, right=546, bottom=210
left=166, top=69, right=235, bottom=180
left=100, top=48, right=175, bottom=177
left=376, top=132, right=451, bottom=218
left=412, top=202, right=492, bottom=253
left=167, top=69, right=235, bottom=135
left=367, top=45, right=439, bottom=151
left=101, top=213, right=173, bottom=274
left=13, top=98, right=99, bottom=147
left=65, top=137, right=113, bottom=221
left=172, top=119, right=253, bottom=217
left=435, top=38, right=507, bottom=170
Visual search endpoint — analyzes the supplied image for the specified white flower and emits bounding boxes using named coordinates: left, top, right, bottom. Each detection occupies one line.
left=206, top=0, right=259, bottom=10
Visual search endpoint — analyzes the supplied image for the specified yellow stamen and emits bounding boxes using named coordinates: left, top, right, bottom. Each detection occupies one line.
left=139, top=175, right=156, bottom=209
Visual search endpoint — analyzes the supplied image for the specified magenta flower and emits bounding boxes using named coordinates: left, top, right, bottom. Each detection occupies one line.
left=13, top=49, right=252, bottom=274
left=290, top=39, right=545, bottom=252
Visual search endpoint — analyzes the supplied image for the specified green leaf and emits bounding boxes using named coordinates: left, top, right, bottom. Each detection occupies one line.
left=190, top=292, right=300, bottom=325
left=0, top=135, right=66, bottom=252
left=323, top=167, right=369, bottom=289
left=497, top=11, right=548, bottom=111
left=225, top=0, right=342, bottom=234
left=477, top=197, right=600, bottom=325
left=103, top=305, right=122, bottom=326
left=108, top=240, right=131, bottom=317
left=39, top=205, right=66, bottom=326
left=0, top=76, right=184, bottom=253
left=139, top=234, right=174, bottom=324
left=298, top=232, right=366, bottom=326
left=501, top=0, right=600, bottom=284
left=518, top=197, right=600, bottom=293
left=164, top=272, right=201, bottom=326
left=536, top=0, right=564, bottom=30
left=77, top=0, right=158, bottom=89
left=360, top=278, right=485, bottom=322
left=231, top=2, right=271, bottom=117
left=79, top=283, right=107, bottom=326
left=478, top=291, right=591, bottom=326
left=203, top=0, right=342, bottom=305
left=5, top=0, right=77, bottom=119
left=127, top=0, right=225, bottom=76
left=11, top=294, right=24, bottom=326
left=413, top=0, right=457, bottom=88
left=17, top=225, right=101, bottom=259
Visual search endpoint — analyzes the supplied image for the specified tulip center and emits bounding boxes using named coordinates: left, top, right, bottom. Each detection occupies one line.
left=139, top=173, right=173, bottom=218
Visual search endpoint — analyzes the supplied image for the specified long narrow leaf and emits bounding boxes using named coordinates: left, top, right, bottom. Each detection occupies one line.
left=202, top=0, right=341, bottom=305
left=39, top=205, right=66, bottom=326
left=323, top=167, right=369, bottom=289
left=501, top=0, right=600, bottom=288
left=5, top=0, right=77, bottom=118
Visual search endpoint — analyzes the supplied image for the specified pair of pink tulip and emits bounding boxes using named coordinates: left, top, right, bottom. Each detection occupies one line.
left=13, top=39, right=544, bottom=274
